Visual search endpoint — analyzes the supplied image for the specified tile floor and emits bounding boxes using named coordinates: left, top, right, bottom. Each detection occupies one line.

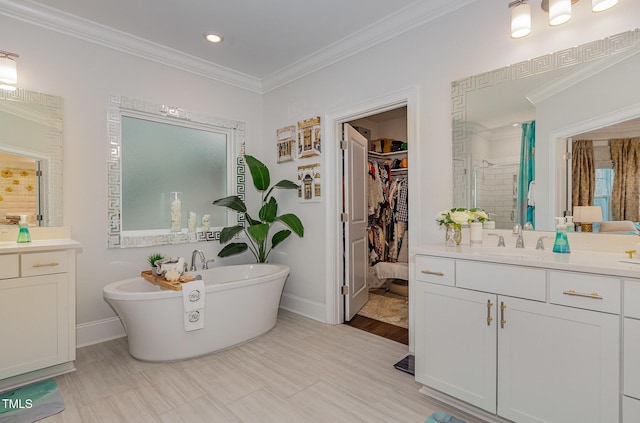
left=42, top=310, right=480, bottom=422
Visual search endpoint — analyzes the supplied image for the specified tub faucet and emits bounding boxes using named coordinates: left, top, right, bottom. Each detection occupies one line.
left=204, top=258, right=216, bottom=269
left=190, top=250, right=206, bottom=271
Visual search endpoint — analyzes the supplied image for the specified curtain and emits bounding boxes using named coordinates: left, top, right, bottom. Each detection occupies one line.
left=517, top=121, right=535, bottom=227
left=611, top=138, right=640, bottom=221
left=571, top=140, right=595, bottom=208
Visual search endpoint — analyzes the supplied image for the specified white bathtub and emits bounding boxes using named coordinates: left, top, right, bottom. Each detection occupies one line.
left=103, top=264, right=289, bottom=362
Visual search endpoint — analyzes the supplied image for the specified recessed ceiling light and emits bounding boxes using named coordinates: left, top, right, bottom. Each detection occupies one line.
left=204, top=33, right=224, bottom=44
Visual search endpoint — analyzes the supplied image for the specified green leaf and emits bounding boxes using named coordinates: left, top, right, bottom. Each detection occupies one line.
left=276, top=214, right=304, bottom=237
left=245, top=212, right=261, bottom=226
left=220, top=225, right=244, bottom=243
left=271, top=229, right=291, bottom=249
left=217, top=242, right=248, bottom=257
left=265, top=179, right=299, bottom=199
left=247, top=223, right=269, bottom=243
left=212, top=195, right=247, bottom=213
left=245, top=155, right=270, bottom=191
left=259, top=197, right=278, bottom=223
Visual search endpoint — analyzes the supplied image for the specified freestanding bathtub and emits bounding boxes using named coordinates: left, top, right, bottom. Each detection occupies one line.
left=103, top=264, right=289, bottom=362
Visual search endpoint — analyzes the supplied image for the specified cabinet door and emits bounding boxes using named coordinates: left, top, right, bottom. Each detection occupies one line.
left=498, top=296, right=619, bottom=423
left=415, top=282, right=497, bottom=413
left=0, top=274, right=69, bottom=379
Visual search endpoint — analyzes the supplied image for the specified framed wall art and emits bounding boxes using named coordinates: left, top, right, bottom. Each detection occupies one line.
left=276, top=125, right=295, bottom=163
left=297, top=163, right=321, bottom=203
left=297, top=116, right=321, bottom=158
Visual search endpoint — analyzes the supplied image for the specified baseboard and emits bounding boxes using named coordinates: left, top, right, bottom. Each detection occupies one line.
left=279, top=293, right=326, bottom=323
left=76, top=316, right=125, bottom=348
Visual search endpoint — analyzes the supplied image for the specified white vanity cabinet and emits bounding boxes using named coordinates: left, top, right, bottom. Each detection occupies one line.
left=0, top=240, right=80, bottom=392
left=414, top=251, right=621, bottom=423
left=623, top=281, right=640, bottom=422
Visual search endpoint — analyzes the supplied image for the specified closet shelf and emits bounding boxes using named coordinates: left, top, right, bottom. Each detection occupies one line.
left=368, top=151, right=407, bottom=159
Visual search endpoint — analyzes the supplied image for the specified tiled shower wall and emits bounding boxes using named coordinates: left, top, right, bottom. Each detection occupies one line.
left=0, top=155, right=37, bottom=225
left=475, top=164, right=519, bottom=230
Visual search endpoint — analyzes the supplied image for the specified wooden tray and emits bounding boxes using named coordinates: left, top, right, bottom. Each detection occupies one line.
left=141, top=270, right=195, bottom=291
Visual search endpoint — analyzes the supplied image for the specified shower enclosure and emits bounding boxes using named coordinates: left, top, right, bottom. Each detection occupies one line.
left=472, top=161, right=520, bottom=230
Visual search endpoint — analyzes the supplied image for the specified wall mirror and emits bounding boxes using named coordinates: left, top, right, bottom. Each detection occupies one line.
left=452, top=28, right=640, bottom=231
left=0, top=88, right=63, bottom=227
left=107, top=95, right=245, bottom=248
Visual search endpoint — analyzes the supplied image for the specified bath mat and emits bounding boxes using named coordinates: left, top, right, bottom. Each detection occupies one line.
left=425, top=411, right=467, bottom=423
left=393, top=354, right=415, bottom=375
left=357, top=292, right=408, bottom=328
left=0, top=379, right=64, bottom=423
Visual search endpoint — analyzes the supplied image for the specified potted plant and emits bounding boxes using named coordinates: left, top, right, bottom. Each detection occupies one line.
left=212, top=155, right=304, bottom=263
left=147, top=253, right=165, bottom=275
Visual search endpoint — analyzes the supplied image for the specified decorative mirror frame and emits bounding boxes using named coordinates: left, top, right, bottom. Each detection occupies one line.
left=107, top=95, right=246, bottom=248
left=0, top=88, right=63, bottom=226
left=452, top=28, right=640, bottom=209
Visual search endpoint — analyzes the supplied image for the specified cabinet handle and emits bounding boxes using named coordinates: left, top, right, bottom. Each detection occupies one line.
left=563, top=289, right=603, bottom=300
left=421, top=269, right=444, bottom=276
left=33, top=262, right=60, bottom=268
left=487, top=300, right=493, bottom=326
left=500, top=302, right=507, bottom=328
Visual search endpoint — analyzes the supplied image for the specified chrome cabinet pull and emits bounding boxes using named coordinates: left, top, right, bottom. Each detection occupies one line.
left=487, top=299, right=494, bottom=326
left=500, top=302, right=507, bottom=328
left=421, top=269, right=444, bottom=276
left=563, top=289, right=603, bottom=300
left=33, top=262, right=60, bottom=268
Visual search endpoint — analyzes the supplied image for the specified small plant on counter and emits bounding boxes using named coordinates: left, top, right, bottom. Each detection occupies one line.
left=147, top=253, right=165, bottom=268
left=212, top=155, right=304, bottom=263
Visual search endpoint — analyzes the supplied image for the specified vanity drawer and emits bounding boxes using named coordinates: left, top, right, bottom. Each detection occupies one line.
left=21, top=251, right=68, bottom=277
left=549, top=271, right=620, bottom=314
left=415, top=255, right=455, bottom=286
left=0, top=254, right=19, bottom=279
left=456, top=260, right=545, bottom=301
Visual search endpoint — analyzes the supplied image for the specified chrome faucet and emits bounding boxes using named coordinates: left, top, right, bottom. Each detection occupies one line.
left=190, top=249, right=206, bottom=271
left=204, top=258, right=216, bottom=269
left=536, top=236, right=553, bottom=250
left=513, top=224, right=525, bottom=248
left=488, top=233, right=506, bottom=247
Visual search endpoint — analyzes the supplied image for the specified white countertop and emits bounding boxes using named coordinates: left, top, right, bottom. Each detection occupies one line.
left=412, top=243, right=640, bottom=279
left=0, top=239, right=81, bottom=253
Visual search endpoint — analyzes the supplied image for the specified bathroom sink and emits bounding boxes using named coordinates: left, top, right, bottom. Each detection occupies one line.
left=475, top=248, right=551, bottom=260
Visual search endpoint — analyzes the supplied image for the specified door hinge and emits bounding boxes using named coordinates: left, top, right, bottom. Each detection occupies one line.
left=36, top=214, right=43, bottom=222
left=36, top=170, right=43, bottom=176
left=340, top=213, right=349, bottom=222
left=341, top=285, right=349, bottom=295
left=340, top=140, right=348, bottom=150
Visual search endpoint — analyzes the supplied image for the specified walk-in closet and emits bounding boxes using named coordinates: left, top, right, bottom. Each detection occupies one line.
left=345, top=107, right=409, bottom=344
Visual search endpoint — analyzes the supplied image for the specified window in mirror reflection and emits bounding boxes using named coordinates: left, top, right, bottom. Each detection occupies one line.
left=0, top=151, right=40, bottom=226
left=121, top=115, right=228, bottom=232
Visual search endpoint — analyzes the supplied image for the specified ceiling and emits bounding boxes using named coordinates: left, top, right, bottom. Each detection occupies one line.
left=5, top=0, right=475, bottom=92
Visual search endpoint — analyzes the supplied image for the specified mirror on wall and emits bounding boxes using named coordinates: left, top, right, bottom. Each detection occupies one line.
left=452, top=28, right=640, bottom=231
left=107, top=96, right=245, bottom=248
left=0, top=88, right=63, bottom=227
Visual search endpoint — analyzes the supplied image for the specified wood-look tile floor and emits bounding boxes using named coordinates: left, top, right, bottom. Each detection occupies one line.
left=43, top=310, right=481, bottom=423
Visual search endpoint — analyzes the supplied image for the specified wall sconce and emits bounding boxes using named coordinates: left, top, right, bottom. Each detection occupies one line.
left=509, top=0, right=618, bottom=38
left=0, top=50, right=19, bottom=91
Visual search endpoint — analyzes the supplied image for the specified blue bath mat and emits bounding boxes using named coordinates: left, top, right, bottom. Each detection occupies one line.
left=426, top=411, right=467, bottom=423
left=0, top=379, right=64, bottom=423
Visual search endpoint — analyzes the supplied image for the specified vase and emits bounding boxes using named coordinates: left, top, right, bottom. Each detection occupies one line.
left=445, top=223, right=462, bottom=247
left=470, top=222, right=483, bottom=246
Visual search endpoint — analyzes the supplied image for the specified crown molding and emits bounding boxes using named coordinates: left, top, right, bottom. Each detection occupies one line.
left=261, top=0, right=478, bottom=92
left=1, top=0, right=476, bottom=94
left=0, top=0, right=263, bottom=93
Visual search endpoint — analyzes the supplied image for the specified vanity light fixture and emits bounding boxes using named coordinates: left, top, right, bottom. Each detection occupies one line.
left=0, top=50, right=19, bottom=91
left=510, top=0, right=618, bottom=38
left=203, top=33, right=224, bottom=44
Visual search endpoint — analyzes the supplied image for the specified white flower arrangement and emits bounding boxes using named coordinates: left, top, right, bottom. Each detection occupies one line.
left=436, top=208, right=489, bottom=227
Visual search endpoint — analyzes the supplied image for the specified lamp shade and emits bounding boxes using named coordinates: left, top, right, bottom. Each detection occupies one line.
left=511, top=2, right=532, bottom=38
left=592, top=0, right=618, bottom=12
left=0, top=56, right=17, bottom=85
left=549, top=0, right=572, bottom=25
left=573, top=206, right=603, bottom=223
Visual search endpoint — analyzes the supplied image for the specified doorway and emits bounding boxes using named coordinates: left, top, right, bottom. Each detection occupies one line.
left=342, top=107, right=409, bottom=345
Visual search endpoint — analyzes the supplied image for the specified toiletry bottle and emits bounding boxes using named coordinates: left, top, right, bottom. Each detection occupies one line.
left=552, top=217, right=570, bottom=253
left=565, top=215, right=575, bottom=232
left=17, top=214, right=31, bottom=243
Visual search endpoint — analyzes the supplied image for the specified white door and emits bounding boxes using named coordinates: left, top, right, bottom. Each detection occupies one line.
left=343, top=123, right=369, bottom=320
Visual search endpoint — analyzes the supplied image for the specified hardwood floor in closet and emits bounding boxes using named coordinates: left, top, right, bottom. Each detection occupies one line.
left=41, top=310, right=480, bottom=423
left=345, top=314, right=409, bottom=345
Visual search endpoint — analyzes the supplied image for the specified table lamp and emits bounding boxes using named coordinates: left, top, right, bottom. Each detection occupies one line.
left=572, top=206, right=603, bottom=232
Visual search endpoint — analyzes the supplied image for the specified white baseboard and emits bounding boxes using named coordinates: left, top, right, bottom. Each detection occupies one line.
left=76, top=316, right=125, bottom=348
left=279, top=293, right=326, bottom=323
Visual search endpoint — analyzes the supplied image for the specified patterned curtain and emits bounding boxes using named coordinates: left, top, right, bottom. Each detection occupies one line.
left=611, top=138, right=640, bottom=221
left=517, top=121, right=535, bottom=227
left=571, top=140, right=595, bottom=208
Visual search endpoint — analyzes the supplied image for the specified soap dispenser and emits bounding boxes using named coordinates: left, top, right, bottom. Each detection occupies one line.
left=17, top=214, right=31, bottom=243
left=552, top=217, right=570, bottom=253
left=565, top=215, right=575, bottom=232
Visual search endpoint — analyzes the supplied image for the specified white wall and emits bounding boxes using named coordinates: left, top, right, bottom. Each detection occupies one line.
left=2, top=0, right=639, bottom=340
left=0, top=15, right=263, bottom=344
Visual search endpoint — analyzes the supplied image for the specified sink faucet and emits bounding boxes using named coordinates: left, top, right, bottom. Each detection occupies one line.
left=513, top=224, right=525, bottom=248
left=488, top=233, right=506, bottom=247
left=190, top=250, right=206, bottom=271
left=536, top=236, right=553, bottom=250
